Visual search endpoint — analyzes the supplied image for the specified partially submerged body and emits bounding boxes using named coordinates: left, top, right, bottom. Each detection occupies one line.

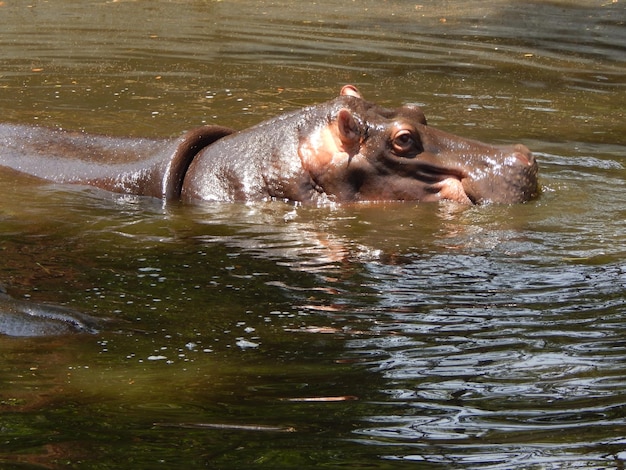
left=0, top=85, right=538, bottom=206
left=0, top=86, right=539, bottom=337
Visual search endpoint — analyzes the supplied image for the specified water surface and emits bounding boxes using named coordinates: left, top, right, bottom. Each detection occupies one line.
left=0, top=0, right=625, bottom=468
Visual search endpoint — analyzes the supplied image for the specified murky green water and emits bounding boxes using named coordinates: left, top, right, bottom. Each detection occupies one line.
left=0, top=0, right=625, bottom=468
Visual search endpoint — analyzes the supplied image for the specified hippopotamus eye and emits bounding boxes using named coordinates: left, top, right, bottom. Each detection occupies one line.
left=392, top=129, right=421, bottom=156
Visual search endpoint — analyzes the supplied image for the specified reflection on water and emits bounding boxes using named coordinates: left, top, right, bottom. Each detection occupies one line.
left=346, top=255, right=626, bottom=466
left=0, top=0, right=625, bottom=468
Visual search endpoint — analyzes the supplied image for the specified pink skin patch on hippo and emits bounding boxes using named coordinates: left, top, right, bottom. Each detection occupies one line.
left=436, top=177, right=473, bottom=204
left=299, top=121, right=354, bottom=179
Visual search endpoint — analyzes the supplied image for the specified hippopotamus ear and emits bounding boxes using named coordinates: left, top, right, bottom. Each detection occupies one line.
left=340, top=85, right=362, bottom=99
left=337, top=109, right=360, bottom=147
left=298, top=108, right=361, bottom=174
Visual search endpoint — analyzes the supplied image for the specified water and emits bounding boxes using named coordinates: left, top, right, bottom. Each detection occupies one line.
left=0, top=0, right=625, bottom=468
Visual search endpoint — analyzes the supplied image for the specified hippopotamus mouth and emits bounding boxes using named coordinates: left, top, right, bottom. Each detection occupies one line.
left=428, top=171, right=476, bottom=204
left=458, top=145, right=539, bottom=205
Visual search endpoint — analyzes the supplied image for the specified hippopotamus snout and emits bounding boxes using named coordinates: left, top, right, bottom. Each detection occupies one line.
left=458, top=142, right=539, bottom=204
left=397, top=119, right=539, bottom=205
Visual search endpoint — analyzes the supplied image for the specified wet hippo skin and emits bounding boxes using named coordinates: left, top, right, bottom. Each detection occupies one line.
left=0, top=124, right=235, bottom=201
left=183, top=85, right=538, bottom=204
left=0, top=288, right=101, bottom=337
left=0, top=85, right=538, bottom=204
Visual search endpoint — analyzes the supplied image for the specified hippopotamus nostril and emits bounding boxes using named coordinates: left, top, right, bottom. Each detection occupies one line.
left=511, top=144, right=535, bottom=167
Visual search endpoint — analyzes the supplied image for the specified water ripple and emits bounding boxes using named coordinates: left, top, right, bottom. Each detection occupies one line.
left=342, top=248, right=626, bottom=467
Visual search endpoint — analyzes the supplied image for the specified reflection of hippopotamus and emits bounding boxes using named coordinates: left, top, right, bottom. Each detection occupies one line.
left=0, top=85, right=538, bottom=204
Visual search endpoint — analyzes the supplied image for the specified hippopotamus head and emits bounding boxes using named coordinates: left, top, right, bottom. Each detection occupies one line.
left=183, top=85, right=538, bottom=205
left=297, top=85, right=538, bottom=205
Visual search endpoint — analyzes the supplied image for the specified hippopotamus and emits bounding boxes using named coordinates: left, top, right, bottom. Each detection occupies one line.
left=0, top=285, right=100, bottom=337
left=0, top=85, right=538, bottom=205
